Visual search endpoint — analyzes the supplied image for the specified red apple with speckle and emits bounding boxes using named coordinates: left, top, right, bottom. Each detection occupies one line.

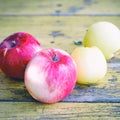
left=25, top=48, right=77, bottom=103
left=0, top=32, right=42, bottom=79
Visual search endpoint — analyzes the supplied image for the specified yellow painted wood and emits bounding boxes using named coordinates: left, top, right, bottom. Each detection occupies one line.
left=0, top=0, right=120, bottom=15
left=0, top=0, right=120, bottom=119
left=0, top=16, right=120, bottom=54
left=0, top=102, right=120, bottom=120
left=0, top=59, right=120, bottom=102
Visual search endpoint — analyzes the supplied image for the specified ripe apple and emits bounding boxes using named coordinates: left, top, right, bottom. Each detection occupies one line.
left=0, top=32, right=42, bottom=79
left=83, top=21, right=120, bottom=60
left=71, top=46, right=107, bottom=85
left=25, top=48, right=77, bottom=103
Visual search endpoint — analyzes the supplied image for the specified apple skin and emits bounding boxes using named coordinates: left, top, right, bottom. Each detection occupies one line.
left=71, top=46, right=107, bottom=85
left=25, top=48, right=77, bottom=103
left=0, top=32, right=42, bottom=79
left=83, top=21, right=120, bottom=60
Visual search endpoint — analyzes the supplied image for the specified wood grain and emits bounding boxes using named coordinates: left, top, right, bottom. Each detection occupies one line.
left=0, top=0, right=120, bottom=119
left=0, top=59, right=120, bottom=103
left=0, top=16, right=120, bottom=53
left=0, top=0, right=120, bottom=16
left=0, top=102, right=120, bottom=120
left=0, top=15, right=120, bottom=103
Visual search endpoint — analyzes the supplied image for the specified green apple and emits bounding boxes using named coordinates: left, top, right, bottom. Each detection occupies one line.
left=71, top=46, right=107, bottom=85
left=83, top=21, right=120, bottom=60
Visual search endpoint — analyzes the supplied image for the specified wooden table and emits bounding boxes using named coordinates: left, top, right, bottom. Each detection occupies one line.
left=0, top=0, right=120, bottom=119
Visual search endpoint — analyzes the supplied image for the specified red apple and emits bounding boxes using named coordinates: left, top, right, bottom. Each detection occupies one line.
left=0, top=32, right=42, bottom=79
left=25, top=48, right=77, bottom=103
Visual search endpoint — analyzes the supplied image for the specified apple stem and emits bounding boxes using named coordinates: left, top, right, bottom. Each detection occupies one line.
left=11, top=40, right=17, bottom=48
left=52, top=54, right=59, bottom=62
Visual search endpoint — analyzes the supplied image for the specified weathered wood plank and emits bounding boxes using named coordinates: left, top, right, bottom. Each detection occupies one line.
left=0, top=0, right=120, bottom=16
left=0, top=0, right=120, bottom=119
left=0, top=16, right=120, bottom=102
left=0, top=102, right=120, bottom=120
left=0, top=16, right=120, bottom=54
left=0, top=60, right=120, bottom=102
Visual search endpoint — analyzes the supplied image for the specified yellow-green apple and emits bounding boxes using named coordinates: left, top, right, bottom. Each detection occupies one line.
left=0, top=32, right=42, bottom=79
left=71, top=46, right=107, bottom=85
left=25, top=48, right=77, bottom=103
left=83, top=21, right=120, bottom=60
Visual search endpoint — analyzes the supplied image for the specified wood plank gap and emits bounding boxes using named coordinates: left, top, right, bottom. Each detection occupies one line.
left=0, top=13, right=120, bottom=17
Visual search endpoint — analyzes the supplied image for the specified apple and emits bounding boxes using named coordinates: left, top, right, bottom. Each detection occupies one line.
left=24, top=48, right=77, bottom=103
left=83, top=21, right=120, bottom=60
left=0, top=32, right=42, bottom=79
left=71, top=46, right=107, bottom=85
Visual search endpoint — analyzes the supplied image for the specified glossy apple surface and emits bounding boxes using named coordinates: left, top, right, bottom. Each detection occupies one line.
left=71, top=46, right=107, bottom=85
left=25, top=48, right=77, bottom=103
left=0, top=32, right=42, bottom=79
left=83, top=21, right=120, bottom=60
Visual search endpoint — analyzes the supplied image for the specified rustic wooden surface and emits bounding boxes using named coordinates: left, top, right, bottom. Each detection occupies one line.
left=0, top=0, right=120, bottom=120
